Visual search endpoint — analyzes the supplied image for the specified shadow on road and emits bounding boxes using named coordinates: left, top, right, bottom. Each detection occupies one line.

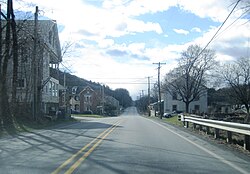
left=0, top=121, right=122, bottom=157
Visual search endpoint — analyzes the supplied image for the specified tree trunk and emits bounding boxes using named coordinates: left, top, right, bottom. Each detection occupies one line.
left=10, top=6, right=18, bottom=117
left=185, top=102, right=190, bottom=113
left=1, top=0, right=13, bottom=126
left=0, top=5, right=3, bottom=126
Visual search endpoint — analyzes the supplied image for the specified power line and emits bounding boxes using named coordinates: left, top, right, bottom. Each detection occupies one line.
left=214, top=8, right=250, bottom=41
left=198, top=0, right=241, bottom=56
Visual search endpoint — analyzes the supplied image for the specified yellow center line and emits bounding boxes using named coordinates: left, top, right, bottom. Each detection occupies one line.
left=51, top=120, right=121, bottom=174
left=65, top=120, right=123, bottom=174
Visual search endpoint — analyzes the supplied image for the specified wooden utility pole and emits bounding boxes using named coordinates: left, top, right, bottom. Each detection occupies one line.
left=0, top=5, right=2, bottom=75
left=141, top=90, right=144, bottom=97
left=153, top=62, right=166, bottom=119
left=147, top=76, right=151, bottom=116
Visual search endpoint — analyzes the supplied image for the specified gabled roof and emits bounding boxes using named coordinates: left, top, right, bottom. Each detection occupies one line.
left=79, top=86, right=95, bottom=95
left=15, top=20, right=62, bottom=63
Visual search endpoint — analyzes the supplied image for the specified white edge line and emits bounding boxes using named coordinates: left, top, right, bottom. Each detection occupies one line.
left=146, top=118, right=249, bottom=174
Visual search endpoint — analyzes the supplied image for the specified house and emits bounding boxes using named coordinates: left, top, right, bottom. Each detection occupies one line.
left=104, top=95, right=120, bottom=115
left=79, top=86, right=101, bottom=114
left=162, top=91, right=208, bottom=114
left=69, top=86, right=82, bottom=113
left=68, top=86, right=101, bottom=114
left=6, top=20, right=62, bottom=115
left=68, top=85, right=121, bottom=115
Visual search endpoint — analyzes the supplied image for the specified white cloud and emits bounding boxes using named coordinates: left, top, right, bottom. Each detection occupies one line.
left=98, top=38, right=115, bottom=48
left=127, top=43, right=146, bottom=55
left=14, top=0, right=250, bottom=99
left=178, top=0, right=234, bottom=22
left=105, top=0, right=177, bottom=16
left=191, top=27, right=201, bottom=33
left=173, top=28, right=189, bottom=35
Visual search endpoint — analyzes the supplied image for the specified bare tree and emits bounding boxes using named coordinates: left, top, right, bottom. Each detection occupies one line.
left=61, top=41, right=75, bottom=59
left=220, top=57, right=250, bottom=123
left=239, top=0, right=250, bottom=12
left=10, top=0, right=18, bottom=115
left=163, top=45, right=216, bottom=113
left=0, top=1, right=33, bottom=124
left=0, top=0, right=13, bottom=125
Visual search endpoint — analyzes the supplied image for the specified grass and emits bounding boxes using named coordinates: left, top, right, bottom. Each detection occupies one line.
left=163, top=115, right=183, bottom=126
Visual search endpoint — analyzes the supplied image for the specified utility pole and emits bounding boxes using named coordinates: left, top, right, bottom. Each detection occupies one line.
left=153, top=62, right=166, bottom=119
left=141, top=90, right=144, bottom=97
left=147, top=76, right=151, bottom=116
left=102, top=85, right=104, bottom=115
left=32, top=6, right=38, bottom=121
left=0, top=5, right=2, bottom=75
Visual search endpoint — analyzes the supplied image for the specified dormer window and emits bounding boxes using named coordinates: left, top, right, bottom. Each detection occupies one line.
left=72, top=86, right=77, bottom=94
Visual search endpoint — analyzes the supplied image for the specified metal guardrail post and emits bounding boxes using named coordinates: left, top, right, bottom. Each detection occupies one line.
left=193, top=123, right=196, bottom=130
left=244, top=135, right=250, bottom=150
left=227, top=131, right=232, bottom=143
left=199, top=125, right=203, bottom=131
left=206, top=126, right=210, bottom=135
left=183, top=115, right=250, bottom=151
left=214, top=128, right=219, bottom=139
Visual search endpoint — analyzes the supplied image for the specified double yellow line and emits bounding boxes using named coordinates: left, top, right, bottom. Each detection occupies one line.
left=52, top=120, right=122, bottom=174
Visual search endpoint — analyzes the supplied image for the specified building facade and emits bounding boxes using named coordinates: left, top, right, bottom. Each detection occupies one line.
left=7, top=20, right=62, bottom=115
left=68, top=85, right=120, bottom=115
left=162, top=91, right=208, bottom=114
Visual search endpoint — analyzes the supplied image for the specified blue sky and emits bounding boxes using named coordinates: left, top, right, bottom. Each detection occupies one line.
left=14, top=0, right=250, bottom=99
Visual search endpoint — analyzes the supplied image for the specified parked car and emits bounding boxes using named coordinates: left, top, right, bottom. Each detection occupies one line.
left=163, top=113, right=172, bottom=118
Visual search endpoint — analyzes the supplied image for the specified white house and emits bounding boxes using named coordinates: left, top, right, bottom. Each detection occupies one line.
left=162, top=91, right=208, bottom=114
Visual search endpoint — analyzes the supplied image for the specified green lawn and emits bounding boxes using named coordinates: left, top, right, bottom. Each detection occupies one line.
left=163, top=115, right=183, bottom=126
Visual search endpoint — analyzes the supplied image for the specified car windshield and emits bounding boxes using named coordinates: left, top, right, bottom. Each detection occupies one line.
left=0, top=0, right=250, bottom=174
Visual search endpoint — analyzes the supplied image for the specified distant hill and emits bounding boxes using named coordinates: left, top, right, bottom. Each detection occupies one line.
left=50, top=68, right=132, bottom=107
left=50, top=68, right=100, bottom=89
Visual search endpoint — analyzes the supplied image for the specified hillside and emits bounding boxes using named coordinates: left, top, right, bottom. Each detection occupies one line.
left=50, top=68, right=132, bottom=107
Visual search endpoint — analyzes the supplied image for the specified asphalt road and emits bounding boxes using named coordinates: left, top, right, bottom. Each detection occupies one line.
left=0, top=107, right=250, bottom=174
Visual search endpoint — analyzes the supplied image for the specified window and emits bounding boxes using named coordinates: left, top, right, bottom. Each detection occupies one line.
left=17, top=79, right=25, bottom=88
left=172, top=92, right=177, bottom=100
left=52, top=82, right=55, bottom=96
left=172, top=105, right=177, bottom=112
left=49, top=82, right=52, bottom=95
left=45, top=85, right=48, bottom=93
left=75, top=96, right=79, bottom=101
left=75, top=104, right=79, bottom=111
left=55, top=84, right=58, bottom=97
left=72, top=87, right=77, bottom=94
left=194, top=105, right=200, bottom=111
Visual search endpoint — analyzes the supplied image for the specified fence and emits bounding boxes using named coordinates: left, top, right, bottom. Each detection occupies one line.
left=181, top=115, right=250, bottom=150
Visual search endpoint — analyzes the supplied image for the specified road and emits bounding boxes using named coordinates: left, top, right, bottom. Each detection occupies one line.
left=0, top=107, right=250, bottom=174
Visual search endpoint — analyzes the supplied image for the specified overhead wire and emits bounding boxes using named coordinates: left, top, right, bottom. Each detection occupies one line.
left=213, top=8, right=250, bottom=41
left=197, top=0, right=241, bottom=56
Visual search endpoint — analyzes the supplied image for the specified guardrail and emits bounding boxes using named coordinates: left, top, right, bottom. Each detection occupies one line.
left=181, top=115, right=250, bottom=151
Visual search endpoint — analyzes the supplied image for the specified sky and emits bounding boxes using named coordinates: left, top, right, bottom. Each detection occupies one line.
left=12, top=0, right=250, bottom=100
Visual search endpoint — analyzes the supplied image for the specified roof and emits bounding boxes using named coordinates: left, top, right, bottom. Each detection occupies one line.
left=15, top=20, right=62, bottom=63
